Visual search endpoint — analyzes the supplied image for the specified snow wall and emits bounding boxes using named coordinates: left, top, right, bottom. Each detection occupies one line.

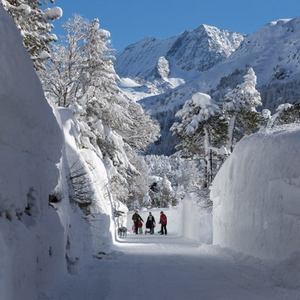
left=211, top=125, right=300, bottom=260
left=57, top=108, right=118, bottom=253
left=0, top=7, right=117, bottom=300
left=180, top=195, right=212, bottom=244
left=0, top=6, right=64, bottom=300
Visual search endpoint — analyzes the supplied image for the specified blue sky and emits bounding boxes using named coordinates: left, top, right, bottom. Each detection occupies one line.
left=52, top=0, right=300, bottom=53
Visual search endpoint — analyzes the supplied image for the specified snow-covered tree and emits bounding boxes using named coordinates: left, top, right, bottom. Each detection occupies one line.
left=171, top=92, right=228, bottom=187
left=262, top=103, right=300, bottom=128
left=39, top=14, right=159, bottom=205
left=223, top=67, right=262, bottom=152
left=81, top=18, right=160, bottom=199
left=143, top=154, right=204, bottom=208
left=1, top=0, right=62, bottom=70
left=39, top=14, right=89, bottom=107
left=125, top=154, right=150, bottom=209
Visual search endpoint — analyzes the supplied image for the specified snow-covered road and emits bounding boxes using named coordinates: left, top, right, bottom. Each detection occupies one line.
left=40, top=234, right=296, bottom=300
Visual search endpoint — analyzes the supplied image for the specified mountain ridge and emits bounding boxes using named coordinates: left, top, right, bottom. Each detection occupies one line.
left=115, top=24, right=244, bottom=101
left=116, top=16, right=300, bottom=155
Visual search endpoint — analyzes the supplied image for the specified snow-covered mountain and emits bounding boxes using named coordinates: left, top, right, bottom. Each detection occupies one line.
left=115, top=24, right=244, bottom=101
left=142, top=17, right=300, bottom=113
left=117, top=16, right=300, bottom=155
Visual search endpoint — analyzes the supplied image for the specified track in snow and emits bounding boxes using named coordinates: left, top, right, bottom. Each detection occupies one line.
left=40, top=233, right=293, bottom=300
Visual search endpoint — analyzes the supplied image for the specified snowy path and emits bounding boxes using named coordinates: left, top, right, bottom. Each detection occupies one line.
left=40, top=234, right=292, bottom=300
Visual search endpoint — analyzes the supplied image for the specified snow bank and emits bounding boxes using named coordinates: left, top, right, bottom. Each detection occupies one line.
left=0, top=7, right=117, bottom=300
left=0, top=6, right=64, bottom=300
left=0, top=7, right=62, bottom=214
left=211, top=124, right=300, bottom=260
left=57, top=108, right=117, bottom=254
left=180, top=195, right=212, bottom=244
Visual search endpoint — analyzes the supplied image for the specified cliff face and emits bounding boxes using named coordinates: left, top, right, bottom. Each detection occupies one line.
left=115, top=24, right=244, bottom=99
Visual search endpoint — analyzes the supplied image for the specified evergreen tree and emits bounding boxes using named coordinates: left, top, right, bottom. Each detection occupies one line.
left=264, top=103, right=300, bottom=128
left=223, top=67, right=262, bottom=152
left=171, top=92, right=228, bottom=187
left=274, top=103, right=300, bottom=125
left=81, top=17, right=160, bottom=201
left=1, top=0, right=62, bottom=70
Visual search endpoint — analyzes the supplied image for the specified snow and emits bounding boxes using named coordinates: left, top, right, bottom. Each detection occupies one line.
left=138, top=15, right=300, bottom=119
left=16, top=4, right=31, bottom=14
left=40, top=235, right=299, bottom=300
left=0, top=6, right=64, bottom=300
left=175, top=92, right=221, bottom=134
left=43, top=7, right=63, bottom=21
left=57, top=108, right=116, bottom=253
left=1, top=4, right=300, bottom=300
left=211, top=124, right=300, bottom=261
left=115, top=25, right=243, bottom=102
left=0, top=7, right=114, bottom=300
left=119, top=77, right=142, bottom=88
left=0, top=5, right=63, bottom=220
left=115, top=24, right=242, bottom=81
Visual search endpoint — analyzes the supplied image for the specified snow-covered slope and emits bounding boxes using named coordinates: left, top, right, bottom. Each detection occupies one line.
left=198, top=17, right=300, bottom=89
left=143, top=17, right=300, bottom=112
left=133, top=16, right=300, bottom=155
left=116, top=25, right=243, bottom=79
left=115, top=24, right=243, bottom=100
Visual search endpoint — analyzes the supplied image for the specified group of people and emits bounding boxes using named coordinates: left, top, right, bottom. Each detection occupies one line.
left=132, top=210, right=167, bottom=235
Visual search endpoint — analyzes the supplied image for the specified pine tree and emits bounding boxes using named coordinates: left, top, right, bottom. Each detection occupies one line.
left=1, top=0, right=62, bottom=70
left=223, top=67, right=262, bottom=152
left=266, top=103, right=300, bottom=127
left=81, top=18, right=160, bottom=196
left=171, top=92, right=228, bottom=187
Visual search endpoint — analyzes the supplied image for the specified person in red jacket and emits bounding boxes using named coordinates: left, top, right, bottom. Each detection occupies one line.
left=159, top=211, right=167, bottom=235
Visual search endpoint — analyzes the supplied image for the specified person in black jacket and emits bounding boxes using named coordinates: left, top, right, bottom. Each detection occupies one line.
left=146, top=212, right=156, bottom=234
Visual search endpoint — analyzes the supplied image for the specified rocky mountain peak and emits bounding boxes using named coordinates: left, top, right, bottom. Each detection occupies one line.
left=115, top=24, right=244, bottom=78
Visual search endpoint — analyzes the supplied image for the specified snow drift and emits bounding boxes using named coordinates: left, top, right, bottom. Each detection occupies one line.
left=211, top=124, right=300, bottom=260
left=0, top=6, right=63, bottom=300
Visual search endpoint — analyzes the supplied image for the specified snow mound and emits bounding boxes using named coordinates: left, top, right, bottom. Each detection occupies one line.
left=211, top=124, right=300, bottom=260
